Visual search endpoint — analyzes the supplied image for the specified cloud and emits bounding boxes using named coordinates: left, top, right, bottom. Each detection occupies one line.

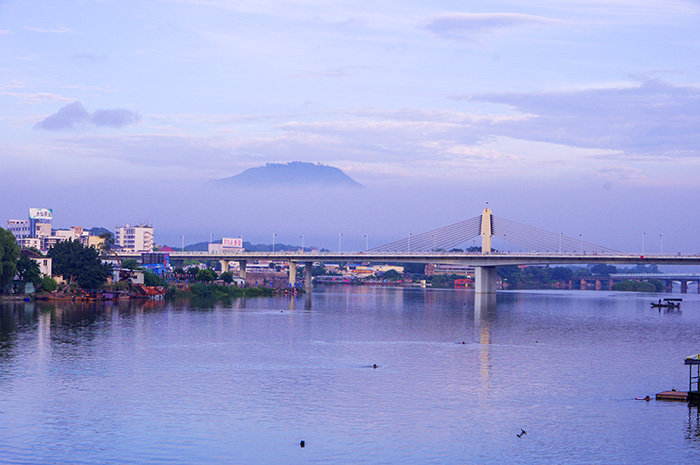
left=425, top=12, right=556, bottom=41
left=25, top=25, right=79, bottom=34
left=470, top=79, right=700, bottom=158
left=35, top=101, right=141, bottom=131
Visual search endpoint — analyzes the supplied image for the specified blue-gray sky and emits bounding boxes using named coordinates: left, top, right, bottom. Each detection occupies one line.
left=1, top=0, right=699, bottom=251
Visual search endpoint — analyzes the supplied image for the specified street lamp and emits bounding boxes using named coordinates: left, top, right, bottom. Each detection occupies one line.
left=559, top=232, right=562, bottom=254
left=364, top=234, right=368, bottom=252
left=300, top=234, right=304, bottom=252
left=181, top=234, right=184, bottom=252
left=338, top=232, right=343, bottom=253
left=272, top=233, right=277, bottom=252
left=642, top=232, right=646, bottom=255
left=408, top=233, right=412, bottom=253
left=659, top=233, right=663, bottom=254
left=579, top=234, right=583, bottom=254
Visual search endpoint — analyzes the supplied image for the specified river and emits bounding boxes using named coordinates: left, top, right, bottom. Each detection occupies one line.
left=1, top=286, right=699, bottom=464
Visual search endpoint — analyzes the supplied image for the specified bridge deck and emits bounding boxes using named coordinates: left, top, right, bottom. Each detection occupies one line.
left=108, top=251, right=700, bottom=267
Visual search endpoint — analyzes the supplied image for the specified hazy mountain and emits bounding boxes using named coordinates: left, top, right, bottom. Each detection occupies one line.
left=213, top=162, right=362, bottom=188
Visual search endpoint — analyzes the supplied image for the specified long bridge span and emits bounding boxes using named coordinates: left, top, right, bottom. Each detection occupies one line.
left=110, top=208, right=700, bottom=293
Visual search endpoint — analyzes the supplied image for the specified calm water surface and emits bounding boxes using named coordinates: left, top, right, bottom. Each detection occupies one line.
left=1, top=287, right=699, bottom=464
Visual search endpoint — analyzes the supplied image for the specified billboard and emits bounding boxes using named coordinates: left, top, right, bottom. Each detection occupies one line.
left=222, top=237, right=243, bottom=249
left=29, top=208, right=53, bottom=220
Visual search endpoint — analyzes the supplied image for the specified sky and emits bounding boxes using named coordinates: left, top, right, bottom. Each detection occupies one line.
left=1, top=0, right=699, bottom=252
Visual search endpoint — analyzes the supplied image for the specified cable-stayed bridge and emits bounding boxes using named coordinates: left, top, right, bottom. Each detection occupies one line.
left=113, top=208, right=700, bottom=293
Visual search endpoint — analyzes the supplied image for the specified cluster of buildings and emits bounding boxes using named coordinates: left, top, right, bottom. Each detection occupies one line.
left=6, top=208, right=155, bottom=254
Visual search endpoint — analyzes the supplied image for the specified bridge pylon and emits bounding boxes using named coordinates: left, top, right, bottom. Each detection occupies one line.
left=480, top=208, right=493, bottom=253
left=476, top=207, right=497, bottom=294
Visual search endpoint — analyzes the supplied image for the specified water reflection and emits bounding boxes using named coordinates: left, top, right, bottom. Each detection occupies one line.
left=475, top=293, right=496, bottom=388
left=689, top=406, right=700, bottom=442
left=2, top=289, right=700, bottom=464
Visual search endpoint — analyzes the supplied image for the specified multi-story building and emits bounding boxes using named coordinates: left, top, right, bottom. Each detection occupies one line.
left=6, top=219, right=31, bottom=239
left=114, top=224, right=154, bottom=252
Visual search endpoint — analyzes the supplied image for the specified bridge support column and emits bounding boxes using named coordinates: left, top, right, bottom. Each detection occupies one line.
left=289, top=261, right=296, bottom=287
left=304, top=262, right=313, bottom=290
left=475, top=266, right=498, bottom=294
left=220, top=260, right=229, bottom=273
left=665, top=280, right=673, bottom=293
left=238, top=260, right=247, bottom=279
left=681, top=281, right=688, bottom=294
left=697, top=281, right=700, bottom=294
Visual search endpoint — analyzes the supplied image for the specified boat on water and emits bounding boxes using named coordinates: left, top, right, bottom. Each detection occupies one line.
left=651, top=298, right=682, bottom=309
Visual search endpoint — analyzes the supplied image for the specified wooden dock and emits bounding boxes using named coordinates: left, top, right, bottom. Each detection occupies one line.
left=655, top=390, right=688, bottom=401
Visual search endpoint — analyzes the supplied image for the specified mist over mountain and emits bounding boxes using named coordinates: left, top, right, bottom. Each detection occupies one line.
left=213, top=162, right=362, bottom=188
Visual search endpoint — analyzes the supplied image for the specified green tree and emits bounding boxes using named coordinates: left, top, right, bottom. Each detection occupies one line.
left=590, top=264, right=618, bottom=276
left=196, top=268, right=217, bottom=282
left=380, top=269, right=402, bottom=281
left=220, top=271, right=234, bottom=284
left=16, top=255, right=41, bottom=286
left=143, top=270, right=167, bottom=287
left=39, top=275, right=58, bottom=292
left=98, top=232, right=115, bottom=250
left=48, top=239, right=112, bottom=289
left=0, top=228, right=20, bottom=294
left=121, top=258, right=141, bottom=270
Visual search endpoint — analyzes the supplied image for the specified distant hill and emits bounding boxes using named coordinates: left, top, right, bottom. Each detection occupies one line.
left=87, top=227, right=111, bottom=236
left=213, top=162, right=362, bottom=188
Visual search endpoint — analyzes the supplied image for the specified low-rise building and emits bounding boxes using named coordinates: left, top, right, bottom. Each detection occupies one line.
left=20, top=249, right=52, bottom=277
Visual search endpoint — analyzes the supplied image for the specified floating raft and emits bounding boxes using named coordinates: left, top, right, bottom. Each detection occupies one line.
left=655, top=391, right=688, bottom=401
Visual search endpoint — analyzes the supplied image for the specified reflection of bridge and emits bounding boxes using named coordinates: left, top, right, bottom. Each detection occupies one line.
left=111, top=208, right=700, bottom=294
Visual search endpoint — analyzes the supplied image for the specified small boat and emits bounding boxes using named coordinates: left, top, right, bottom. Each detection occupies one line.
left=651, top=298, right=682, bottom=309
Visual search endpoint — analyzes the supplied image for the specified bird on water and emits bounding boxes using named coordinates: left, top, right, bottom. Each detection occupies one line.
left=300, top=440, right=305, bottom=448
left=516, top=429, right=527, bottom=438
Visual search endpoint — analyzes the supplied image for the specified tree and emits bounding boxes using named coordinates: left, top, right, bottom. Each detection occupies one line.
left=380, top=269, right=402, bottom=281
left=121, top=258, right=141, bottom=270
left=220, top=271, right=234, bottom=284
left=144, top=270, right=167, bottom=287
left=48, top=239, right=112, bottom=289
left=196, top=268, right=217, bottom=282
left=98, top=232, right=115, bottom=250
left=0, top=228, right=20, bottom=294
left=16, top=255, right=41, bottom=286
left=39, top=275, right=58, bottom=292
left=590, top=264, right=617, bottom=276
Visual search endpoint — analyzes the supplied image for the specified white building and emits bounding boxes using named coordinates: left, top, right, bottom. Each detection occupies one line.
left=6, top=219, right=31, bottom=239
left=114, top=224, right=154, bottom=252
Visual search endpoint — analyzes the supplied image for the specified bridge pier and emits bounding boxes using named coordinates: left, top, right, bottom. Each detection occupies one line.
left=238, top=260, right=247, bottom=280
left=666, top=280, right=673, bottom=293
left=304, top=262, right=313, bottom=290
left=475, top=266, right=498, bottom=294
left=220, top=259, right=229, bottom=273
left=681, top=281, right=688, bottom=294
left=289, top=261, right=296, bottom=286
